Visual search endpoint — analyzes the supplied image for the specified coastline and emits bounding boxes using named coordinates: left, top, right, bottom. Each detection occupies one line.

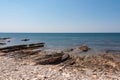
left=0, top=43, right=120, bottom=80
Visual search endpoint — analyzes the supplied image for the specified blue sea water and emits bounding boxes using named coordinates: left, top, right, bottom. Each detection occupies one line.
left=0, top=33, right=120, bottom=51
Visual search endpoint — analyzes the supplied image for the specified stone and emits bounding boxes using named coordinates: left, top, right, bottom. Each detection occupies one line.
left=62, top=73, right=70, bottom=77
left=61, top=53, right=69, bottom=61
left=0, top=43, right=6, bottom=45
left=37, top=56, right=62, bottom=65
left=7, top=40, right=11, bottom=42
left=0, top=37, right=11, bottom=40
left=21, top=39, right=30, bottom=41
left=92, top=74, right=97, bottom=79
left=35, top=53, right=70, bottom=65
left=0, top=43, right=45, bottom=53
left=64, top=48, right=74, bottom=52
left=79, top=45, right=90, bottom=52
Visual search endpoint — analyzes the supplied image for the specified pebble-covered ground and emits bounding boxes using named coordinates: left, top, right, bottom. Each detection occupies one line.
left=0, top=50, right=120, bottom=80
left=0, top=55, right=89, bottom=80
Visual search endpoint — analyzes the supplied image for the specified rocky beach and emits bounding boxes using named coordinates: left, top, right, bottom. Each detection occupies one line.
left=0, top=40, right=120, bottom=80
left=0, top=0, right=120, bottom=79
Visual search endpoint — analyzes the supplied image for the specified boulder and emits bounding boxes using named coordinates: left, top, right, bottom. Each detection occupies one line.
left=35, top=53, right=69, bottom=65
left=37, top=56, right=62, bottom=65
left=79, top=45, right=90, bottom=52
left=21, top=39, right=30, bottom=41
left=7, top=40, right=11, bottom=42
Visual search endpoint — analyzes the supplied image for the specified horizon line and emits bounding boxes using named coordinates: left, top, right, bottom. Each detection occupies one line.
left=0, top=32, right=120, bottom=33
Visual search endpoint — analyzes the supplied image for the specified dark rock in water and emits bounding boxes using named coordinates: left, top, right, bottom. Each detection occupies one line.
left=79, top=45, right=90, bottom=52
left=29, top=43, right=44, bottom=48
left=35, top=53, right=69, bottom=65
left=21, top=39, right=30, bottom=41
left=0, top=43, right=6, bottom=45
left=0, top=43, right=45, bottom=53
left=7, top=40, right=11, bottom=42
left=0, top=37, right=11, bottom=40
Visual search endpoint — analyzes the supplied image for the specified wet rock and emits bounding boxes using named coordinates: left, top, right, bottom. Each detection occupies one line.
left=0, top=43, right=45, bottom=53
left=79, top=45, right=90, bottom=52
left=0, top=37, right=11, bottom=40
left=29, top=43, right=44, bottom=48
left=7, top=40, right=11, bottom=42
left=0, top=43, right=6, bottom=45
left=21, top=39, right=30, bottom=41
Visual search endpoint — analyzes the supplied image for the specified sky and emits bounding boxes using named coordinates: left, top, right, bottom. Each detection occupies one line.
left=0, top=0, right=120, bottom=33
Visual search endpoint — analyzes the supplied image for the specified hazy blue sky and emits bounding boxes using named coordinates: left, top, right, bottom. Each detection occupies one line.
left=0, top=0, right=120, bottom=33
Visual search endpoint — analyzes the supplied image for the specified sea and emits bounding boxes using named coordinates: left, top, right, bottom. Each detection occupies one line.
left=0, top=33, right=120, bottom=51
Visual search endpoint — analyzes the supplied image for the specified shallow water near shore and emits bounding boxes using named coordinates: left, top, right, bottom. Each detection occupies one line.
left=0, top=33, right=120, bottom=51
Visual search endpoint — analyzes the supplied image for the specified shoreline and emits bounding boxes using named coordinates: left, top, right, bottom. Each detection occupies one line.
left=0, top=43, right=120, bottom=80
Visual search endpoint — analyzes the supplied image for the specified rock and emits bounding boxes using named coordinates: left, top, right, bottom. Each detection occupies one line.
left=0, top=43, right=45, bottom=53
left=35, top=53, right=70, bottom=65
left=0, top=52, right=7, bottom=56
left=61, top=53, right=69, bottom=61
left=0, top=43, right=6, bottom=45
left=29, top=43, right=44, bottom=48
left=92, top=74, right=97, bottom=79
left=107, top=61, right=117, bottom=68
left=37, top=56, right=62, bottom=65
left=79, top=45, right=90, bottom=52
left=106, top=50, right=120, bottom=54
left=64, top=48, right=74, bottom=52
left=0, top=37, right=11, bottom=40
left=7, top=40, right=11, bottom=42
left=21, top=39, right=30, bottom=41
left=62, top=73, right=70, bottom=77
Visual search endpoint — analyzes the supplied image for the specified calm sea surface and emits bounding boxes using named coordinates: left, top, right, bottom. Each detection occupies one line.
left=0, top=33, right=120, bottom=51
